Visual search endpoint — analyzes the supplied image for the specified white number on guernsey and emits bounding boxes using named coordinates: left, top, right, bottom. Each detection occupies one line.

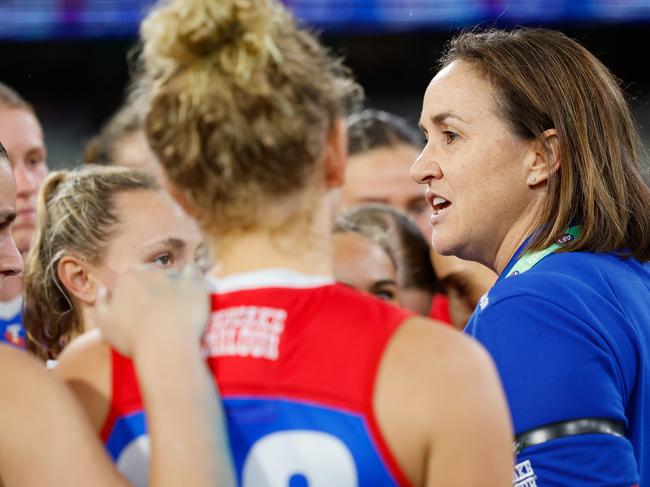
left=117, top=436, right=150, bottom=487
left=243, top=430, right=358, bottom=486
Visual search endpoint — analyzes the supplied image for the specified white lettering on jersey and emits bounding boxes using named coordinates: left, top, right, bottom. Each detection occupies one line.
left=242, top=430, right=358, bottom=486
left=513, top=459, right=538, bottom=487
left=203, top=306, right=287, bottom=360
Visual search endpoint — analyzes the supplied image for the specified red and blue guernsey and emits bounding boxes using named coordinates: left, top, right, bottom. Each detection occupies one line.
left=101, top=269, right=412, bottom=486
left=0, top=296, right=25, bottom=349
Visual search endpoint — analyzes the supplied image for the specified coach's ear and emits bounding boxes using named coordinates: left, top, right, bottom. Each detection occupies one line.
left=324, top=118, right=348, bottom=189
left=527, top=128, right=560, bottom=187
left=57, top=256, right=99, bottom=305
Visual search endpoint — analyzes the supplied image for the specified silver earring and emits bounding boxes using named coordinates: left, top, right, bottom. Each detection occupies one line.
left=529, top=177, right=537, bottom=184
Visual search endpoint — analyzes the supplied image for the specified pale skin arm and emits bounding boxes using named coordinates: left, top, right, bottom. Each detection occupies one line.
left=374, top=317, right=514, bottom=487
left=56, top=268, right=235, bottom=487
left=135, top=335, right=233, bottom=487
left=0, top=345, right=130, bottom=487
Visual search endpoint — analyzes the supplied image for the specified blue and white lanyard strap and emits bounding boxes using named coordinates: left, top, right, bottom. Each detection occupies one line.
left=505, top=225, right=582, bottom=278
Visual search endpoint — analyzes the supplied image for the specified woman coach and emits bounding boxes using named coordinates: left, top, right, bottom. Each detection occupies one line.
left=411, top=28, right=650, bottom=486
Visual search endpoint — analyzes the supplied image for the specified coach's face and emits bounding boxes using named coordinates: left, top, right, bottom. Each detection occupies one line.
left=410, top=60, right=539, bottom=269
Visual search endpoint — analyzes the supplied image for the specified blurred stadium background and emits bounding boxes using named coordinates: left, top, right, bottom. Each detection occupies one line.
left=1, top=0, right=650, bottom=172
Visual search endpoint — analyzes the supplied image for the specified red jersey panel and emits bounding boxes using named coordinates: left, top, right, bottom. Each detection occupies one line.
left=102, top=270, right=412, bottom=486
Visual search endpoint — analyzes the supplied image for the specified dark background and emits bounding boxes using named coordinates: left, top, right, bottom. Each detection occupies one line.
left=1, top=4, right=649, bottom=170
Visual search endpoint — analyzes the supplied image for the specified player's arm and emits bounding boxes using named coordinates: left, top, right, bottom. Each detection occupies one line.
left=374, top=317, right=513, bottom=487
left=0, top=345, right=131, bottom=487
left=56, top=268, right=235, bottom=487
left=132, top=328, right=234, bottom=487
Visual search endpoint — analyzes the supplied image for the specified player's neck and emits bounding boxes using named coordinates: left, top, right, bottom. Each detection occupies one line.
left=78, top=305, right=98, bottom=338
left=208, top=195, right=334, bottom=279
left=0, top=275, right=23, bottom=302
left=210, top=234, right=333, bottom=278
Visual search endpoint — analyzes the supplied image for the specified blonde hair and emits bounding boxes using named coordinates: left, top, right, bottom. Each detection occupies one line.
left=139, top=0, right=361, bottom=235
left=333, top=212, right=397, bottom=271
left=441, top=28, right=650, bottom=261
left=24, top=166, right=158, bottom=360
left=0, top=82, right=33, bottom=112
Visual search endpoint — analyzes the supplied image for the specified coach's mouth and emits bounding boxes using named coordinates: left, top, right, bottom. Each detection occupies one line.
left=426, top=190, right=451, bottom=213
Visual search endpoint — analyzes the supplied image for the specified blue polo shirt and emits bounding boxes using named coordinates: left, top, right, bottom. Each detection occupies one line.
left=466, top=247, right=649, bottom=487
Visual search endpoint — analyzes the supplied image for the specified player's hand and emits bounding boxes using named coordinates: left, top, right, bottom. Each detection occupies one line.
left=95, top=265, right=210, bottom=358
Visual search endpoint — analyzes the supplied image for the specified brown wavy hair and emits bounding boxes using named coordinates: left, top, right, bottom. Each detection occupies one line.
left=440, top=28, right=650, bottom=261
left=139, top=0, right=362, bottom=236
left=23, top=166, right=158, bottom=360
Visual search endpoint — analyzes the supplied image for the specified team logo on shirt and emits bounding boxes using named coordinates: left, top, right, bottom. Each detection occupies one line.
left=513, top=460, right=538, bottom=487
left=4, top=324, right=24, bottom=348
left=203, top=306, right=287, bottom=360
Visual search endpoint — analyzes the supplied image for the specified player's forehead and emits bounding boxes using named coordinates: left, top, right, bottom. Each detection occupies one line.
left=0, top=107, right=44, bottom=154
left=108, top=189, right=202, bottom=249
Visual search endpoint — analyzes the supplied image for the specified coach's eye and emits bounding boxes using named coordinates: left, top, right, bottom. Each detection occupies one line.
left=443, top=130, right=458, bottom=144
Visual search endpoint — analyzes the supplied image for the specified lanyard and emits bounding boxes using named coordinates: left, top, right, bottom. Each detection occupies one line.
left=505, top=225, right=582, bottom=278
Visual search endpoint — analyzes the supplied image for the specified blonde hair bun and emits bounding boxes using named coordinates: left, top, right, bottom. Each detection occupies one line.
left=140, top=0, right=362, bottom=235
left=142, top=0, right=283, bottom=83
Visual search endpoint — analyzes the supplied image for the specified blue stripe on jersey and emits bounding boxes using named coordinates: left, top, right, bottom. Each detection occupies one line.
left=106, top=397, right=399, bottom=486
left=105, top=411, right=147, bottom=461
left=224, top=397, right=398, bottom=486
left=0, top=309, right=25, bottom=349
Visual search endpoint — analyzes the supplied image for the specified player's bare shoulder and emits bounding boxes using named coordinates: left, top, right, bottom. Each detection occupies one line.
left=374, top=316, right=513, bottom=486
left=55, top=329, right=112, bottom=432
